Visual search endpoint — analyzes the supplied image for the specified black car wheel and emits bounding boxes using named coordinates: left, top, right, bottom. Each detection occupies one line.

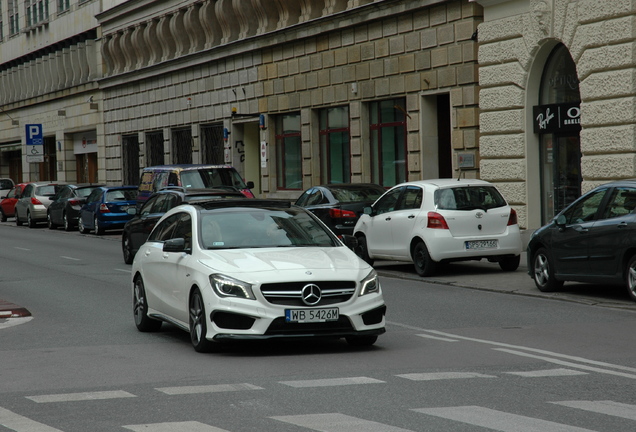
left=0, top=209, right=6, bottom=223
left=122, top=233, right=135, bottom=264
left=189, top=288, right=215, bottom=353
left=63, top=212, right=73, bottom=231
left=354, top=234, right=374, bottom=266
left=78, top=217, right=89, bottom=234
left=499, top=255, right=520, bottom=272
left=94, top=216, right=104, bottom=235
left=133, top=276, right=162, bottom=332
left=15, top=210, right=22, bottom=226
left=47, top=212, right=57, bottom=230
left=413, top=241, right=437, bottom=277
left=27, top=211, right=36, bottom=228
left=532, top=247, right=563, bottom=292
left=625, top=255, right=636, bottom=302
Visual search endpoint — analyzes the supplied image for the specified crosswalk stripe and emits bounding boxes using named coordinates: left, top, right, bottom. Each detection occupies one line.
left=123, top=421, right=229, bottom=432
left=156, top=383, right=263, bottom=395
left=26, top=390, right=136, bottom=403
left=397, top=372, right=495, bottom=381
left=416, top=334, right=458, bottom=342
left=414, top=406, right=597, bottom=431
left=280, top=376, right=384, bottom=388
left=0, top=407, right=64, bottom=432
left=506, top=368, right=588, bottom=377
left=271, top=413, right=413, bottom=432
left=551, top=400, right=636, bottom=420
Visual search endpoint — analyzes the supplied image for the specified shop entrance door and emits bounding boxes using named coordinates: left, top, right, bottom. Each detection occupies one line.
left=540, top=133, right=581, bottom=224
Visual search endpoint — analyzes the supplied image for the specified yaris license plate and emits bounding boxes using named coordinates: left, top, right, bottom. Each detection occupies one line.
left=465, top=240, right=498, bottom=249
left=285, top=308, right=339, bottom=323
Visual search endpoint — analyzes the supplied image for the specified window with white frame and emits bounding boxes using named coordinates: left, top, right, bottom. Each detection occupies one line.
left=26, top=0, right=49, bottom=27
left=8, top=0, right=19, bottom=35
left=58, top=0, right=69, bottom=13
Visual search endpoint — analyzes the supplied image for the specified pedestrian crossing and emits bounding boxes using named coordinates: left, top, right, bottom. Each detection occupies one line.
left=3, top=369, right=635, bottom=431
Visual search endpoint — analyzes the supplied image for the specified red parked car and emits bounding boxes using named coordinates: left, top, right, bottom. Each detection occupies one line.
left=0, top=183, right=26, bottom=222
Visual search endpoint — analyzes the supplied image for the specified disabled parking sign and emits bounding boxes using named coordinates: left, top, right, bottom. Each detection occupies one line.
left=26, top=124, right=44, bottom=163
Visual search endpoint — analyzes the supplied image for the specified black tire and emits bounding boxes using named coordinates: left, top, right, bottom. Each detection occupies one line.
left=625, top=255, right=636, bottom=302
left=133, top=276, right=162, bottom=332
left=413, top=241, right=437, bottom=277
left=63, top=212, right=73, bottom=231
left=532, top=247, right=563, bottom=292
left=27, top=211, right=36, bottom=228
left=94, top=216, right=104, bottom=235
left=47, top=212, right=57, bottom=230
left=345, top=335, right=378, bottom=347
left=122, top=233, right=135, bottom=264
left=0, top=210, right=6, bottom=222
left=354, top=235, right=374, bottom=266
left=499, top=255, right=520, bottom=272
left=15, top=211, right=22, bottom=226
left=189, top=288, right=216, bottom=353
left=78, top=217, right=89, bottom=234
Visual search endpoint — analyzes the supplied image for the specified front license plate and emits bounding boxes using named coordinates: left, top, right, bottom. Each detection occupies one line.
left=285, top=308, right=339, bottom=323
left=465, top=240, right=498, bottom=250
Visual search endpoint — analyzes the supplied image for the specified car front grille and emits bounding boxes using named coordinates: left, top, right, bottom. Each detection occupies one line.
left=265, top=316, right=354, bottom=335
left=260, top=281, right=356, bottom=306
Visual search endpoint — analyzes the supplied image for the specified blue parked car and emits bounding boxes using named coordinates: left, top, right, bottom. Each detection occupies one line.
left=79, top=186, right=138, bottom=235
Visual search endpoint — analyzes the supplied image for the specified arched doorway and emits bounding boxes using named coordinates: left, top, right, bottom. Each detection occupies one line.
left=532, top=44, right=581, bottom=224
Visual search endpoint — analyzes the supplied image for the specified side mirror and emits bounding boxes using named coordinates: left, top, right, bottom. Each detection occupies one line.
left=163, top=237, right=186, bottom=253
left=363, top=206, right=373, bottom=216
left=339, top=234, right=358, bottom=251
left=127, top=207, right=137, bottom=215
left=246, top=181, right=255, bottom=189
left=555, top=214, right=567, bottom=227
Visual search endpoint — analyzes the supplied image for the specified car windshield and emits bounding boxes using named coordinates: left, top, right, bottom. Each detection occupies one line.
left=180, top=168, right=247, bottom=190
left=106, top=189, right=137, bottom=201
left=329, top=186, right=385, bottom=203
left=435, top=186, right=507, bottom=211
left=199, top=207, right=338, bottom=249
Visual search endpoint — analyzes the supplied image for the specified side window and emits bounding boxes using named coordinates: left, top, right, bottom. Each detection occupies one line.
left=7, top=188, right=16, bottom=198
left=164, top=194, right=179, bottom=211
left=305, top=190, right=324, bottom=206
left=562, top=189, right=607, bottom=224
left=23, top=185, right=33, bottom=197
left=168, top=172, right=179, bottom=186
left=60, top=188, right=72, bottom=199
left=148, top=213, right=180, bottom=242
left=296, top=190, right=312, bottom=207
left=173, top=213, right=193, bottom=250
left=87, top=189, right=102, bottom=203
left=601, top=187, right=636, bottom=219
left=374, top=187, right=403, bottom=215
left=399, top=186, right=423, bottom=210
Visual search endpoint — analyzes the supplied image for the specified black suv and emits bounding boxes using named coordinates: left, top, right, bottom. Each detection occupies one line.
left=122, top=187, right=245, bottom=264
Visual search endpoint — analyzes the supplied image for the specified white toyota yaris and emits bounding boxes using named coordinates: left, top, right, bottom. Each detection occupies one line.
left=132, top=199, right=386, bottom=352
left=353, top=179, right=523, bottom=277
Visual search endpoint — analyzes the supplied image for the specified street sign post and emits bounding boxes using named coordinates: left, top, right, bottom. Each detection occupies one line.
left=26, top=124, right=44, bottom=163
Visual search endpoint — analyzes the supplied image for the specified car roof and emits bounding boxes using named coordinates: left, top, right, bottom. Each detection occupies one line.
left=100, top=185, right=138, bottom=190
left=396, top=179, right=493, bottom=188
left=319, top=183, right=385, bottom=190
left=193, top=199, right=292, bottom=211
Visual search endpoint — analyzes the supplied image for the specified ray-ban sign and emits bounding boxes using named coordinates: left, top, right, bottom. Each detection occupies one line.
left=533, top=103, right=581, bottom=134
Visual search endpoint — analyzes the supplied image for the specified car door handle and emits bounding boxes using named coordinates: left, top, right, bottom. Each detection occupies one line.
left=618, top=221, right=628, bottom=228
left=385, top=217, right=392, bottom=221
left=578, top=228, right=588, bottom=233
left=408, top=214, right=415, bottom=219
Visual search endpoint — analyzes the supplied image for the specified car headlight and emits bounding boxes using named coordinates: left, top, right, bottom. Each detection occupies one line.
left=360, top=269, right=380, bottom=296
left=210, top=274, right=255, bottom=300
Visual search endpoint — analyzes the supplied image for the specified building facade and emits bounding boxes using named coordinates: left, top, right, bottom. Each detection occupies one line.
left=97, top=0, right=482, bottom=200
left=475, top=0, right=636, bottom=232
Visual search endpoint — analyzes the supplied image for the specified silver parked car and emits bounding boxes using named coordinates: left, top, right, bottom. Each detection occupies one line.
left=15, top=182, right=64, bottom=228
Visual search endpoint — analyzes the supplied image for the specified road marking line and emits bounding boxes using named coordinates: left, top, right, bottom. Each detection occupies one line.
left=123, top=421, right=229, bottom=432
left=280, top=376, right=384, bottom=388
left=272, top=413, right=413, bottom=432
left=506, top=368, right=588, bottom=377
left=0, top=406, right=64, bottom=431
left=416, top=334, right=458, bottom=342
left=60, top=256, right=80, bottom=261
left=551, top=400, right=636, bottom=420
left=14, top=247, right=30, bottom=251
left=26, top=390, right=136, bottom=403
left=494, top=348, right=636, bottom=379
left=397, top=372, right=496, bottom=381
left=115, top=268, right=131, bottom=273
left=156, top=383, right=263, bottom=395
left=414, top=406, right=597, bottom=432
left=388, top=320, right=636, bottom=375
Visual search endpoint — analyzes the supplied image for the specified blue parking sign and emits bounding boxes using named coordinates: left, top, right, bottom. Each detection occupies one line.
left=26, top=124, right=43, bottom=146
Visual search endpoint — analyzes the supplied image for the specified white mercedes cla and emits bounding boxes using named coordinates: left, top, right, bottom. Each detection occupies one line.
left=353, top=179, right=522, bottom=277
left=132, top=199, right=386, bottom=352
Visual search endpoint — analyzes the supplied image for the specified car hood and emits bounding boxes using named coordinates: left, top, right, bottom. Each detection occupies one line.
left=197, top=246, right=368, bottom=277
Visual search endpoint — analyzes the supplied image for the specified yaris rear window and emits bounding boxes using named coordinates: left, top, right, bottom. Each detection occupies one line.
left=435, top=186, right=507, bottom=211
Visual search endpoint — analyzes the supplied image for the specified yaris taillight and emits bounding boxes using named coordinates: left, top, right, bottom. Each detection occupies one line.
left=427, top=212, right=449, bottom=229
left=30, top=197, right=42, bottom=205
left=508, top=208, right=518, bottom=226
left=99, top=203, right=110, bottom=213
